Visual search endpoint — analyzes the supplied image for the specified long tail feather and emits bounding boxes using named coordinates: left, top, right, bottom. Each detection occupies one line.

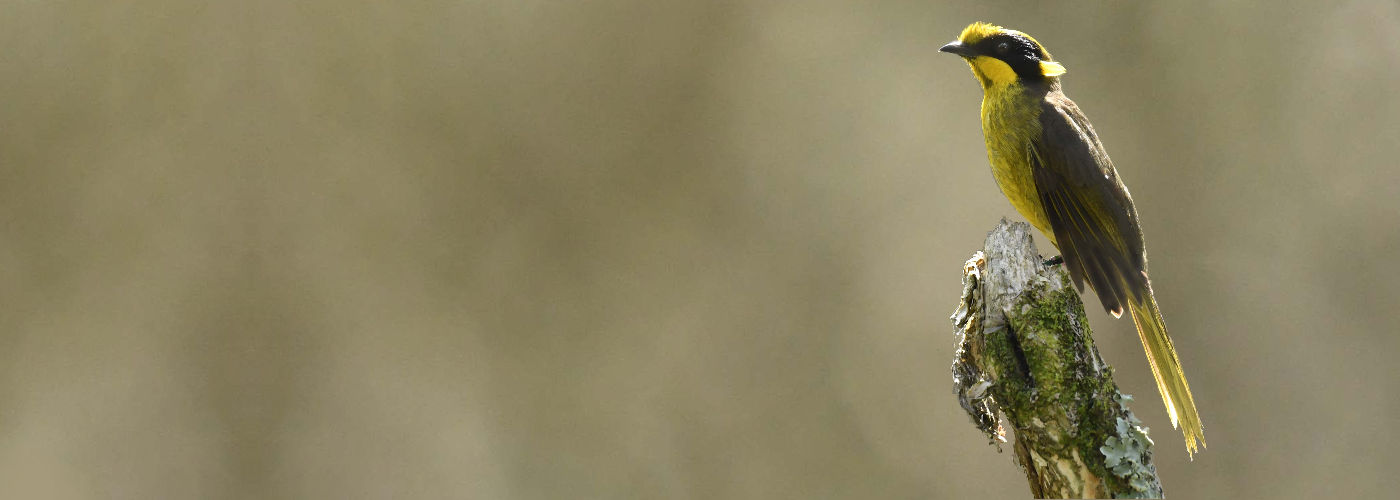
left=1128, top=281, right=1205, bottom=458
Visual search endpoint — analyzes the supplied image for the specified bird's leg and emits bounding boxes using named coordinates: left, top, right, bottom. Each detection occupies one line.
left=1043, top=255, right=1064, bottom=267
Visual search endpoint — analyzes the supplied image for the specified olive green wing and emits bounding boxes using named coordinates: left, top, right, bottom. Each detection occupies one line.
left=1029, top=95, right=1146, bottom=317
left=1032, top=95, right=1205, bottom=455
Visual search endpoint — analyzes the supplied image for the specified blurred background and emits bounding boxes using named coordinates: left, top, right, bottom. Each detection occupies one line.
left=0, top=0, right=1397, bottom=498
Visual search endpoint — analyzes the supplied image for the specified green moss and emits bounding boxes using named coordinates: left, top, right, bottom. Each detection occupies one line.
left=980, top=319, right=1033, bottom=413
left=984, top=266, right=1160, bottom=496
left=989, top=276, right=1087, bottom=416
left=1011, top=280, right=1079, bottom=397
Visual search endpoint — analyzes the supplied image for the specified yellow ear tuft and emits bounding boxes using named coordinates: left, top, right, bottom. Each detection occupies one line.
left=1040, top=60, right=1066, bottom=77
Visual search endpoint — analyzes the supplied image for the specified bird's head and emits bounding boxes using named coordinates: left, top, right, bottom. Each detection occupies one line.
left=939, top=22, right=1065, bottom=89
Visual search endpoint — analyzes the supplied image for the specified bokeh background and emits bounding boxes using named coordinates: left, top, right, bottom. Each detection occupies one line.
left=1, top=0, right=1397, bottom=498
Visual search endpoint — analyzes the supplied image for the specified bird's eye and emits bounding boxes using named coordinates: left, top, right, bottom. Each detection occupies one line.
left=997, top=42, right=1009, bottom=54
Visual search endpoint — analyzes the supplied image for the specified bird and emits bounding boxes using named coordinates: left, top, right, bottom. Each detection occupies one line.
left=939, top=22, right=1204, bottom=457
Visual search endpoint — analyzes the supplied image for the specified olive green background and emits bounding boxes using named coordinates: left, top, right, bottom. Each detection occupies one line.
left=1, top=1, right=1396, bottom=498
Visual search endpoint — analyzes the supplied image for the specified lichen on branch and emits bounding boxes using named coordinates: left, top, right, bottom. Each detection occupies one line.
left=950, top=220, right=1163, bottom=498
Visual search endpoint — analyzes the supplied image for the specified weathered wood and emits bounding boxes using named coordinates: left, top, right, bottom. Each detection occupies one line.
left=951, top=219, right=1163, bottom=498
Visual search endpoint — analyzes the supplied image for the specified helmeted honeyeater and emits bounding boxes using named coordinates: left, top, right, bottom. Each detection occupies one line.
left=940, top=22, right=1204, bottom=457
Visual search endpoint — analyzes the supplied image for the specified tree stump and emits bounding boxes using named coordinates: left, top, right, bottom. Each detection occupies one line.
left=951, top=219, right=1164, bottom=498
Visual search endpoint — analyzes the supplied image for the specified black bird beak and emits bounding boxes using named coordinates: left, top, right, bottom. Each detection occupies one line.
left=939, top=41, right=973, bottom=57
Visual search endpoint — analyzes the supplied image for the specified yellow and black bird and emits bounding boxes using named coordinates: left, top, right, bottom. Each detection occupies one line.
left=939, top=22, right=1204, bottom=457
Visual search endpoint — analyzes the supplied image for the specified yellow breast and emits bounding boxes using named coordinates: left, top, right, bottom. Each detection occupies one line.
left=976, top=73, right=1056, bottom=244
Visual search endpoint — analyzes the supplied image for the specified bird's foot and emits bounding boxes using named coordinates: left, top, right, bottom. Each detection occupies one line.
left=1043, top=255, right=1064, bottom=267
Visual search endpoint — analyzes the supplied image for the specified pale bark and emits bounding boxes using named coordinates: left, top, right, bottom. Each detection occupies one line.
left=951, top=220, right=1164, bottom=498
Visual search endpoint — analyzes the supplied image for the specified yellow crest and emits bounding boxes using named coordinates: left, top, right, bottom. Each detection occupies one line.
left=957, top=22, right=1004, bottom=45
left=957, top=22, right=1065, bottom=78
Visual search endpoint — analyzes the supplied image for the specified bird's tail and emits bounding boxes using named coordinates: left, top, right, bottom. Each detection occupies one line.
left=1128, top=281, right=1205, bottom=459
